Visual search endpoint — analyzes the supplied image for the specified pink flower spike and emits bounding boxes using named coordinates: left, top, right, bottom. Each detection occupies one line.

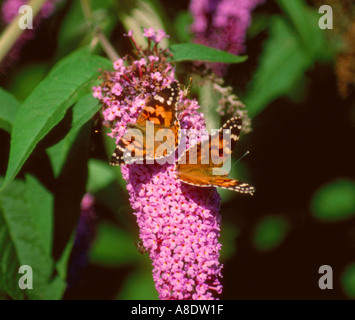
left=93, top=29, right=223, bottom=300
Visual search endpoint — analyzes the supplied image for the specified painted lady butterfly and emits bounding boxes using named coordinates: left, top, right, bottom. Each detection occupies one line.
left=110, top=81, right=180, bottom=165
left=175, top=117, right=255, bottom=195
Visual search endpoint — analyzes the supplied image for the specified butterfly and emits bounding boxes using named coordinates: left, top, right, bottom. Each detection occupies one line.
left=175, top=117, right=255, bottom=195
left=110, top=81, right=180, bottom=165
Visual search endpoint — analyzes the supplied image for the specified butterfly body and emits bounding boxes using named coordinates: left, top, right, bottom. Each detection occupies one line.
left=110, top=81, right=180, bottom=166
left=175, top=117, right=255, bottom=195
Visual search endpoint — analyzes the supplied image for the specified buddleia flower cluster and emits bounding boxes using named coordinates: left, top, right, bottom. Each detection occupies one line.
left=93, top=29, right=223, bottom=299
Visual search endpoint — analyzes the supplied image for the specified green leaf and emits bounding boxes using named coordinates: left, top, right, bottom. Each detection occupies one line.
left=244, top=16, right=312, bottom=118
left=7, top=64, right=48, bottom=102
left=342, top=263, right=355, bottom=299
left=49, top=122, right=92, bottom=273
left=174, top=11, right=193, bottom=43
left=87, top=159, right=126, bottom=214
left=252, top=216, right=289, bottom=252
left=87, top=159, right=118, bottom=193
left=57, top=1, right=86, bottom=55
left=55, top=232, right=75, bottom=281
left=0, top=88, right=20, bottom=133
left=276, top=0, right=329, bottom=59
left=57, top=0, right=116, bottom=58
left=117, top=267, right=158, bottom=300
left=25, top=174, right=53, bottom=256
left=0, top=179, right=60, bottom=299
left=219, top=222, right=239, bottom=261
left=89, top=223, right=140, bottom=266
left=0, top=206, right=25, bottom=300
left=311, top=179, right=355, bottom=222
left=46, top=94, right=101, bottom=177
left=170, top=43, right=248, bottom=63
left=1, top=49, right=112, bottom=191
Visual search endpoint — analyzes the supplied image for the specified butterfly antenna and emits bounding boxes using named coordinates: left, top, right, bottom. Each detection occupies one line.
left=232, top=150, right=250, bottom=169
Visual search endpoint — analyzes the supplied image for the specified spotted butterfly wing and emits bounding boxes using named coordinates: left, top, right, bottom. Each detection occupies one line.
left=110, top=81, right=180, bottom=166
left=175, top=117, right=255, bottom=195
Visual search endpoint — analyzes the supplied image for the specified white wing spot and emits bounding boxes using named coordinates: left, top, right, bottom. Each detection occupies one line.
left=154, top=95, right=165, bottom=104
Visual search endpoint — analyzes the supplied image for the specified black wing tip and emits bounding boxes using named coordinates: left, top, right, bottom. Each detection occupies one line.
left=162, top=80, right=180, bottom=92
left=219, top=183, right=255, bottom=195
left=222, top=117, right=242, bottom=130
left=109, top=158, right=124, bottom=166
left=110, top=149, right=125, bottom=166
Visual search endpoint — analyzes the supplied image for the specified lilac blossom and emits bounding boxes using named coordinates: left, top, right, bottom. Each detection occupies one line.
left=93, top=30, right=223, bottom=299
left=190, top=0, right=264, bottom=75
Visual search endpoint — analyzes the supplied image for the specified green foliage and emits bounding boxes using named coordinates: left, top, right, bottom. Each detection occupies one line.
left=342, top=263, right=355, bottom=299
left=46, top=94, right=101, bottom=177
left=220, top=223, right=239, bottom=261
left=252, top=216, right=289, bottom=252
left=276, top=0, right=327, bottom=58
left=174, top=11, right=193, bottom=43
left=87, top=159, right=127, bottom=214
left=89, top=223, right=142, bottom=266
left=0, top=45, right=113, bottom=298
left=7, top=64, right=48, bottom=102
left=0, top=88, right=20, bottom=133
left=244, top=16, right=312, bottom=117
left=1, top=49, right=112, bottom=191
left=25, top=174, right=53, bottom=256
left=87, top=159, right=118, bottom=194
left=170, top=43, right=247, bottom=63
left=245, top=0, right=332, bottom=117
left=118, top=267, right=158, bottom=300
left=57, top=0, right=116, bottom=58
left=311, top=179, right=355, bottom=222
left=0, top=178, right=66, bottom=299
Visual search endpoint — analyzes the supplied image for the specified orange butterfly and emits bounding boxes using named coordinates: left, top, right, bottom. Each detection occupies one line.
left=175, top=117, right=255, bottom=195
left=110, top=81, right=180, bottom=165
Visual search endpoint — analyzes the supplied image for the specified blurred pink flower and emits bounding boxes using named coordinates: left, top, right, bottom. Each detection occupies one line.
left=68, top=193, right=97, bottom=288
left=1, top=0, right=59, bottom=69
left=190, top=0, right=264, bottom=75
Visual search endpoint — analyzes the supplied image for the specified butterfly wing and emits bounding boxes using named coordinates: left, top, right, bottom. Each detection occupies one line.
left=136, top=81, right=179, bottom=127
left=110, top=81, right=180, bottom=165
left=176, top=117, right=255, bottom=195
left=110, top=127, right=145, bottom=165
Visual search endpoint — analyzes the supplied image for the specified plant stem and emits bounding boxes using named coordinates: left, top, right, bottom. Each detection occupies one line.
left=79, top=0, right=119, bottom=61
left=0, top=0, right=47, bottom=63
